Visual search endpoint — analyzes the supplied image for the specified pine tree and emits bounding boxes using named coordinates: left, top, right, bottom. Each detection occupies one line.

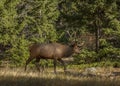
left=57, top=0, right=120, bottom=62
left=17, top=0, right=59, bottom=43
left=58, top=0, right=120, bottom=51
left=0, top=0, right=60, bottom=66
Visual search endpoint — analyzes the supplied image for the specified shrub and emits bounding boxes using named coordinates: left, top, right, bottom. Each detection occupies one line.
left=74, top=49, right=97, bottom=64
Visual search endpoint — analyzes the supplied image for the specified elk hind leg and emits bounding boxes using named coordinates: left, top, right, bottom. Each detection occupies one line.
left=35, top=58, right=41, bottom=72
left=25, top=57, right=33, bottom=71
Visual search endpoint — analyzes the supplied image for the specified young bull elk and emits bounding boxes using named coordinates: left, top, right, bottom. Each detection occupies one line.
left=25, top=42, right=81, bottom=73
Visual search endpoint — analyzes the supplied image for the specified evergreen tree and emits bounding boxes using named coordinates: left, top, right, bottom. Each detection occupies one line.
left=0, top=0, right=59, bottom=66
left=58, top=0, right=120, bottom=51
left=57, top=0, right=120, bottom=62
left=0, top=0, right=120, bottom=66
left=17, top=0, right=59, bottom=43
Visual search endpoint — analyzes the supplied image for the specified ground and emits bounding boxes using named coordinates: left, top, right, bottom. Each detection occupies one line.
left=0, top=67, right=120, bottom=86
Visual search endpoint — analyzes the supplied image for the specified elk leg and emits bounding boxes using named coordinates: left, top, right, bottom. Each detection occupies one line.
left=41, top=59, right=48, bottom=71
left=25, top=57, right=34, bottom=71
left=35, top=58, right=41, bottom=72
left=53, top=58, right=57, bottom=74
left=58, top=58, right=66, bottom=73
left=44, top=59, right=49, bottom=69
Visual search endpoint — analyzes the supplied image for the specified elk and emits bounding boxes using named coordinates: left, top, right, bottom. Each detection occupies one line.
left=25, top=42, right=83, bottom=73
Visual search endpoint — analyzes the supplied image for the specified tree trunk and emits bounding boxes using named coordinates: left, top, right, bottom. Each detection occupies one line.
left=95, top=28, right=100, bottom=53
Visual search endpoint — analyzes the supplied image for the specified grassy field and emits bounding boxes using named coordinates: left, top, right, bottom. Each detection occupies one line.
left=0, top=67, right=120, bottom=86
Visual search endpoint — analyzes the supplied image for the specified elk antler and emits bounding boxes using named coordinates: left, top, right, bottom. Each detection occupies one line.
left=66, top=30, right=72, bottom=38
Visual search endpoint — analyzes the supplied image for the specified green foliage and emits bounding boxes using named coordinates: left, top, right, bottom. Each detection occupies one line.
left=73, top=46, right=120, bottom=67
left=0, top=0, right=120, bottom=67
left=0, top=0, right=59, bottom=66
left=17, top=0, right=59, bottom=43
left=99, top=46, right=120, bottom=60
left=58, top=0, right=120, bottom=67
left=69, top=61, right=120, bottom=69
left=74, top=49, right=97, bottom=64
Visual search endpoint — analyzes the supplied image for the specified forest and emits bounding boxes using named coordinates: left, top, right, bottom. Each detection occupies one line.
left=0, top=0, right=120, bottom=67
left=0, top=0, right=120, bottom=86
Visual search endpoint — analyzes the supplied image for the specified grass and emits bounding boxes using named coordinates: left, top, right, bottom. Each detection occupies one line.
left=0, top=67, right=120, bottom=86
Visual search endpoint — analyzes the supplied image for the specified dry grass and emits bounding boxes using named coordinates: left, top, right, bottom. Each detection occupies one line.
left=0, top=67, right=120, bottom=86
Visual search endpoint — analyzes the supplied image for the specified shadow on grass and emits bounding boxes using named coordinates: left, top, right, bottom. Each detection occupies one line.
left=0, top=73, right=120, bottom=86
left=0, top=67, right=120, bottom=86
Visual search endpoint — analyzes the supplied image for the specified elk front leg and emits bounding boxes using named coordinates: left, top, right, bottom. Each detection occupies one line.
left=53, top=58, right=57, bottom=74
left=58, top=58, right=66, bottom=73
left=35, top=58, right=40, bottom=72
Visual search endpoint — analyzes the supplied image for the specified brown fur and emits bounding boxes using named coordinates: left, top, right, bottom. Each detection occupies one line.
left=25, top=42, right=79, bottom=73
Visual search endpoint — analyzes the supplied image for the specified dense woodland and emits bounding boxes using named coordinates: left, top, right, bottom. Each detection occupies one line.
left=0, top=0, right=120, bottom=67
